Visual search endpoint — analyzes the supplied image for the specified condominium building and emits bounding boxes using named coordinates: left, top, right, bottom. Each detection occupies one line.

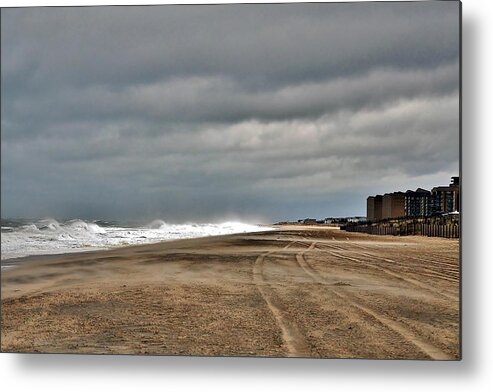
left=367, top=195, right=383, bottom=222
left=366, top=176, right=460, bottom=222
left=382, top=192, right=405, bottom=219
left=431, top=177, right=460, bottom=214
left=404, top=188, right=432, bottom=217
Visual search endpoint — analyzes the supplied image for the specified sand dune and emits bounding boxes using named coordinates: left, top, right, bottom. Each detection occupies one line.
left=1, top=226, right=460, bottom=359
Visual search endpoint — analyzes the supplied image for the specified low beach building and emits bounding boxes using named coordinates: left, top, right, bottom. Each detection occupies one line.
left=302, top=218, right=317, bottom=225
left=348, top=216, right=366, bottom=223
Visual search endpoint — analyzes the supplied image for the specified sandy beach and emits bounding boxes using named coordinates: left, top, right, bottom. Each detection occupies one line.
left=1, top=226, right=460, bottom=359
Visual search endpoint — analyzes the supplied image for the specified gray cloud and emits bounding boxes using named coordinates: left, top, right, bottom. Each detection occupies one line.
left=1, top=2, right=460, bottom=222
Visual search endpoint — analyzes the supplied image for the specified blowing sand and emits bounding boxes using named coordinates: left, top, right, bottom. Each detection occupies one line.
left=1, top=226, right=460, bottom=359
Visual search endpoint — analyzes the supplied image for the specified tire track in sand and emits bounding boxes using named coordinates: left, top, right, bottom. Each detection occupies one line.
left=331, top=238, right=458, bottom=264
left=338, top=249, right=459, bottom=283
left=330, top=249, right=458, bottom=299
left=314, top=244, right=456, bottom=301
left=295, top=242, right=453, bottom=360
left=316, top=242, right=460, bottom=283
left=252, top=241, right=311, bottom=357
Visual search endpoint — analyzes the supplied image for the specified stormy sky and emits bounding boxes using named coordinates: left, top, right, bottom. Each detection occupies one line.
left=1, top=2, right=460, bottom=223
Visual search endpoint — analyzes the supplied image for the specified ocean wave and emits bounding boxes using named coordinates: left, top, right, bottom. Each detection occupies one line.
left=1, top=218, right=273, bottom=261
left=147, top=219, right=167, bottom=229
left=66, top=219, right=107, bottom=234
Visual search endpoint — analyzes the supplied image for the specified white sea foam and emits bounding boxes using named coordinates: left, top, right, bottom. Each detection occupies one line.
left=0, top=218, right=273, bottom=262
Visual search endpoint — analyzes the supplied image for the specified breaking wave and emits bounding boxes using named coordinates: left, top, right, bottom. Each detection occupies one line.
left=1, top=218, right=272, bottom=262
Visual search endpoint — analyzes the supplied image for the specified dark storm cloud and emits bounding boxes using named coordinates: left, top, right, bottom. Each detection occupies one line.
left=1, top=2, right=460, bottom=222
left=3, top=61, right=459, bottom=140
left=2, top=3, right=459, bottom=89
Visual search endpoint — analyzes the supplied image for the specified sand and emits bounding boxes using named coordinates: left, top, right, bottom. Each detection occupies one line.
left=0, top=226, right=460, bottom=359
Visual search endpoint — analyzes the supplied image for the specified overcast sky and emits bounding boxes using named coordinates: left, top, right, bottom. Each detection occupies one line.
left=1, top=2, right=460, bottom=223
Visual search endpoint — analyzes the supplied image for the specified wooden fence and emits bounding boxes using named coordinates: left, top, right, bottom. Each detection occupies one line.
left=341, top=216, right=460, bottom=239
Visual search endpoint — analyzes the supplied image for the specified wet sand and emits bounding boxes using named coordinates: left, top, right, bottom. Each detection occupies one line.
left=1, top=226, right=460, bottom=359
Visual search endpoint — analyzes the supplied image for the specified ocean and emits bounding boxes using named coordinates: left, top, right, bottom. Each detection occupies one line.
left=0, top=218, right=272, bottom=266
